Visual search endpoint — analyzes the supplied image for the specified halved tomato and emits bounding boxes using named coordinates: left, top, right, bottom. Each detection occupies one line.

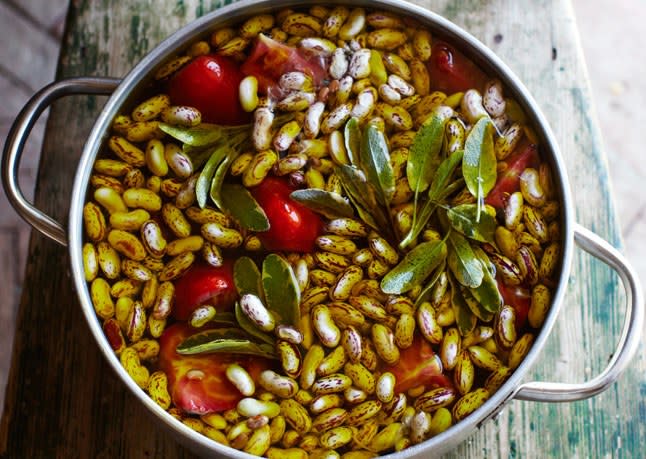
left=172, top=261, right=238, bottom=321
left=385, top=335, right=450, bottom=393
left=241, top=34, right=327, bottom=94
left=427, top=41, right=488, bottom=94
left=498, top=280, right=531, bottom=330
left=158, top=323, right=271, bottom=414
left=486, top=143, right=540, bottom=209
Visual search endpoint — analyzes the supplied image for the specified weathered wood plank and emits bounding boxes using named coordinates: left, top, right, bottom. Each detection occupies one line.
left=0, top=1, right=59, bottom=91
left=1, top=0, right=643, bottom=458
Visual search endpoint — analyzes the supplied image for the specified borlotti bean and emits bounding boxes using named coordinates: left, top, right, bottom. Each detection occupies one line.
left=85, top=6, right=562, bottom=456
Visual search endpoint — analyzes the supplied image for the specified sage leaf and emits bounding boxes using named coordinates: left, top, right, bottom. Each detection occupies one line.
left=290, top=189, right=354, bottom=219
left=344, top=117, right=361, bottom=167
left=469, top=264, right=502, bottom=313
left=262, top=254, right=300, bottom=327
left=414, top=260, right=447, bottom=307
left=447, top=203, right=496, bottom=243
left=462, top=117, right=496, bottom=217
left=234, top=301, right=275, bottom=346
left=176, top=327, right=277, bottom=358
left=462, top=286, right=494, bottom=322
left=159, top=123, right=225, bottom=147
left=196, top=146, right=228, bottom=208
left=209, top=155, right=233, bottom=211
left=381, top=240, right=447, bottom=294
left=407, top=113, right=446, bottom=194
left=448, top=273, right=477, bottom=336
left=447, top=231, right=484, bottom=288
left=234, top=257, right=263, bottom=298
left=220, top=183, right=269, bottom=231
left=360, top=124, right=395, bottom=205
left=209, top=312, right=238, bottom=327
left=400, top=151, right=464, bottom=250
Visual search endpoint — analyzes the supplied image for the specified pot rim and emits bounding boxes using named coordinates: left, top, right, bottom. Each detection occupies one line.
left=68, top=0, right=575, bottom=457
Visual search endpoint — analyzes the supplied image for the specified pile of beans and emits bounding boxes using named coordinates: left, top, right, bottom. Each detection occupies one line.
left=82, top=5, right=561, bottom=458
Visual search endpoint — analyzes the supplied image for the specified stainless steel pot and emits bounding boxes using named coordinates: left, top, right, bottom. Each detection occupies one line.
left=3, top=0, right=644, bottom=457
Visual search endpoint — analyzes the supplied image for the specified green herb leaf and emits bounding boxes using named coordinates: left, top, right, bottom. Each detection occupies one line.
left=462, top=286, right=494, bottom=322
left=449, top=278, right=478, bottom=335
left=159, top=123, right=225, bottom=147
left=262, top=254, right=300, bottom=327
left=381, top=240, right=447, bottom=294
left=344, top=117, right=361, bottom=167
left=208, top=312, right=238, bottom=327
left=414, top=260, right=447, bottom=307
left=209, top=155, right=233, bottom=211
left=448, top=273, right=477, bottom=336
left=360, top=124, right=395, bottom=206
left=446, top=203, right=496, bottom=243
left=220, top=183, right=270, bottom=231
left=468, top=264, right=502, bottom=313
left=336, top=165, right=394, bottom=240
left=290, top=189, right=355, bottom=219
left=462, top=117, right=496, bottom=217
left=447, top=231, right=484, bottom=288
left=234, top=302, right=275, bottom=346
left=196, top=146, right=228, bottom=208
left=176, top=327, right=277, bottom=358
left=234, top=257, right=263, bottom=298
left=400, top=151, right=463, bottom=249
left=407, top=113, right=447, bottom=194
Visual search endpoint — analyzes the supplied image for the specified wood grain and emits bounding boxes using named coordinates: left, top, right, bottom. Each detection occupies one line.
left=1, top=0, right=643, bottom=458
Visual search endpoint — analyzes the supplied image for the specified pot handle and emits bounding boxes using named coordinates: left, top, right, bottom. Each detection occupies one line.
left=2, top=77, right=121, bottom=247
left=513, top=223, right=644, bottom=402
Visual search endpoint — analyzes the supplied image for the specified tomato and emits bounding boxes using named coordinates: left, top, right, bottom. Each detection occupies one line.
left=241, top=34, right=327, bottom=95
left=385, top=336, right=450, bottom=394
left=168, top=54, right=250, bottom=125
left=159, top=323, right=270, bottom=414
left=427, top=41, right=488, bottom=94
left=498, top=280, right=531, bottom=330
left=485, top=143, right=540, bottom=209
left=172, top=262, right=238, bottom=321
left=251, top=176, right=323, bottom=252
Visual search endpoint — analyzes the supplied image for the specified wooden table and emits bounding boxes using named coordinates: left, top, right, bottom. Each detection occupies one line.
left=2, top=0, right=644, bottom=457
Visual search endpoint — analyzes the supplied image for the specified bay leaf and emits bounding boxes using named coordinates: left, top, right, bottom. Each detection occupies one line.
left=159, top=122, right=225, bottom=147
left=220, top=183, right=269, bottom=231
left=344, top=117, right=361, bottom=167
left=447, top=231, right=484, bottom=288
left=234, top=257, right=263, bottom=298
left=234, top=301, right=275, bottom=346
left=177, top=327, right=277, bottom=358
left=448, top=273, right=477, bottom=336
left=462, top=117, right=497, bottom=217
left=262, top=254, right=301, bottom=327
left=446, top=203, right=496, bottom=243
left=290, top=189, right=355, bottom=219
left=360, top=124, right=395, bottom=205
left=407, top=113, right=446, bottom=194
left=196, top=145, right=228, bottom=209
left=381, top=240, right=447, bottom=294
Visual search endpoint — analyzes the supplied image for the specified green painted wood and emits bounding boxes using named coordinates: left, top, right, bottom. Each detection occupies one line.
left=1, top=0, right=643, bottom=457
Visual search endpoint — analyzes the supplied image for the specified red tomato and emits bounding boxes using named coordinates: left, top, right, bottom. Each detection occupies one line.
left=485, top=143, right=540, bottom=209
left=172, top=262, right=238, bottom=321
left=385, top=336, right=450, bottom=394
left=498, top=280, right=531, bottom=330
left=427, top=41, right=488, bottom=94
left=168, top=54, right=250, bottom=125
left=241, top=34, right=327, bottom=94
left=251, top=176, right=323, bottom=252
left=159, top=323, right=270, bottom=414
